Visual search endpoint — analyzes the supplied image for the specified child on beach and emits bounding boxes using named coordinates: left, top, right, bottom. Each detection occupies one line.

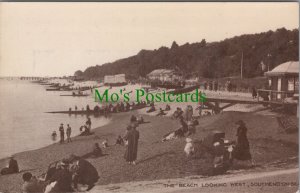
left=102, top=139, right=109, bottom=148
left=92, top=143, right=103, bottom=157
left=51, top=131, right=57, bottom=141
left=115, top=135, right=125, bottom=146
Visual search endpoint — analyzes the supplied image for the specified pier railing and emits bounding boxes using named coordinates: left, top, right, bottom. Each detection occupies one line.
left=257, top=89, right=295, bottom=102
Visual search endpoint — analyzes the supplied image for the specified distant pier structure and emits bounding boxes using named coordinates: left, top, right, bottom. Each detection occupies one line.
left=0, top=76, right=47, bottom=81
left=20, top=77, right=49, bottom=81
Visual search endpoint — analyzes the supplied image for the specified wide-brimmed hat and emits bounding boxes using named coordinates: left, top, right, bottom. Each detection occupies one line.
left=235, top=120, right=245, bottom=126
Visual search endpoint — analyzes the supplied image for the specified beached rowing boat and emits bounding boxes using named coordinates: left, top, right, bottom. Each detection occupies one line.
left=46, top=88, right=61, bottom=91
left=59, top=94, right=89, bottom=97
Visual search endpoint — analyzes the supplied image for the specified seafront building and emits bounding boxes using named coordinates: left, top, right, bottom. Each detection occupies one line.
left=264, top=61, right=299, bottom=101
left=147, top=69, right=183, bottom=82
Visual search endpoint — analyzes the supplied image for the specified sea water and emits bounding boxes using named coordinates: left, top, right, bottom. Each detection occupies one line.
left=0, top=79, right=110, bottom=159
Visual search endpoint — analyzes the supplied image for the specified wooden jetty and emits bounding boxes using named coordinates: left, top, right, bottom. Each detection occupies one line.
left=46, top=104, right=148, bottom=115
left=46, top=110, right=102, bottom=115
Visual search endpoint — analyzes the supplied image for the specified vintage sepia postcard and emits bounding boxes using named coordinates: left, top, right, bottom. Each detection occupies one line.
left=0, top=2, right=299, bottom=193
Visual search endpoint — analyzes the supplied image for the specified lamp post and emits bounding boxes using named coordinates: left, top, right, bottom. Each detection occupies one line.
left=240, top=51, right=243, bottom=79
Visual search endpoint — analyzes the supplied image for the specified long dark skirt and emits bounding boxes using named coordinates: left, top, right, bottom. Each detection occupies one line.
left=233, top=137, right=252, bottom=161
left=124, top=144, right=138, bottom=162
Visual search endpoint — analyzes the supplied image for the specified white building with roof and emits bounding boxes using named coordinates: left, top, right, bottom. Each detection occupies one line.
left=264, top=61, right=299, bottom=100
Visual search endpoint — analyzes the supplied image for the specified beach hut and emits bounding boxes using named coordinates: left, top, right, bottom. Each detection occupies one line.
left=263, top=61, right=299, bottom=101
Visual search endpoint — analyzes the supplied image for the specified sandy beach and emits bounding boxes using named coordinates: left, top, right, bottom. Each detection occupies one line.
left=0, top=105, right=298, bottom=193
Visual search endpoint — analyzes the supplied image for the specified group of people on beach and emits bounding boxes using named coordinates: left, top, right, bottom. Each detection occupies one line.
left=51, top=124, right=71, bottom=143
left=0, top=96, right=256, bottom=193
left=68, top=101, right=148, bottom=117
left=146, top=102, right=255, bottom=175
left=51, top=124, right=72, bottom=143
left=20, top=154, right=99, bottom=193
left=51, top=117, right=92, bottom=143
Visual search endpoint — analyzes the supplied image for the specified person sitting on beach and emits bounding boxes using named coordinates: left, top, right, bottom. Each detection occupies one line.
left=179, top=117, right=188, bottom=134
left=146, top=103, right=156, bottom=113
left=112, top=104, right=118, bottom=113
left=184, top=105, right=194, bottom=121
left=46, top=160, right=73, bottom=193
left=86, top=105, right=90, bottom=111
left=141, top=101, right=147, bottom=108
left=103, top=105, right=108, bottom=115
left=68, top=154, right=99, bottom=191
left=0, top=156, right=19, bottom=175
left=130, top=102, right=135, bottom=110
left=162, top=127, right=185, bottom=142
left=120, top=102, right=125, bottom=112
left=125, top=102, right=130, bottom=111
left=156, top=108, right=166, bottom=116
left=162, top=131, right=177, bottom=142
left=165, top=104, right=171, bottom=111
left=108, top=103, right=114, bottom=112
left=22, top=172, right=44, bottom=193
left=115, top=135, right=125, bottom=146
left=94, top=105, right=101, bottom=113
left=91, top=143, right=103, bottom=157
left=137, top=115, right=144, bottom=124
left=102, top=139, right=109, bottom=148
left=130, top=115, right=137, bottom=123
left=186, top=120, right=196, bottom=136
left=79, top=125, right=92, bottom=136
left=172, top=108, right=183, bottom=119
left=51, top=131, right=57, bottom=141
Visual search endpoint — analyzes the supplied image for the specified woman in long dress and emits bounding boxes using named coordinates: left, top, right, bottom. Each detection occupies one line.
left=233, top=120, right=254, bottom=166
left=124, top=125, right=139, bottom=165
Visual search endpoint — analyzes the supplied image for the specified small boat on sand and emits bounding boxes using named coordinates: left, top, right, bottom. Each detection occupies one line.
left=60, top=94, right=89, bottom=97
left=46, top=88, right=61, bottom=91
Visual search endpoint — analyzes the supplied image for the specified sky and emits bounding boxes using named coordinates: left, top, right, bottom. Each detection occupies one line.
left=0, top=2, right=298, bottom=77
